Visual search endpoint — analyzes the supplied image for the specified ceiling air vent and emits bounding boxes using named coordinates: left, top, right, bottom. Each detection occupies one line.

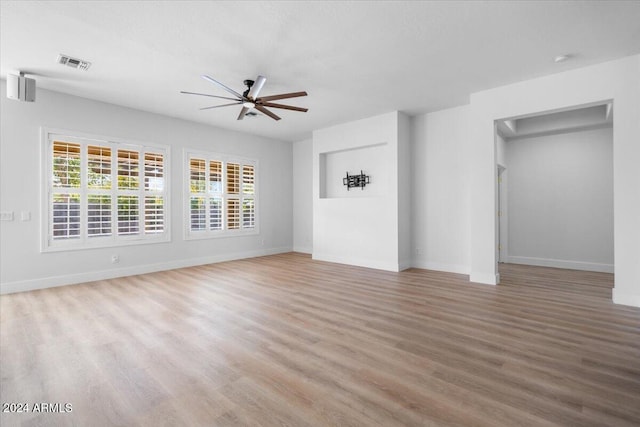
left=57, top=54, right=91, bottom=71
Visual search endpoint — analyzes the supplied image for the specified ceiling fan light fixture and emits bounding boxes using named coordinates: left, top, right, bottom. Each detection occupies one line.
left=242, top=101, right=255, bottom=109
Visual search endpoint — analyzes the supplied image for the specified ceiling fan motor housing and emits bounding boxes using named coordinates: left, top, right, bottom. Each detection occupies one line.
left=243, top=79, right=255, bottom=98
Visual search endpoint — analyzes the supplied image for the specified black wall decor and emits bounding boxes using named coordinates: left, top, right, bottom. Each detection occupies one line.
left=343, top=170, right=370, bottom=190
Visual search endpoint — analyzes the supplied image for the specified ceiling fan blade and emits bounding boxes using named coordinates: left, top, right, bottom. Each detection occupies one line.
left=255, top=105, right=281, bottom=121
left=247, top=75, right=266, bottom=99
left=180, top=91, right=240, bottom=102
left=237, top=106, right=250, bottom=120
left=201, top=75, right=244, bottom=99
left=257, top=91, right=307, bottom=102
left=199, top=102, right=242, bottom=110
left=261, top=102, right=308, bottom=112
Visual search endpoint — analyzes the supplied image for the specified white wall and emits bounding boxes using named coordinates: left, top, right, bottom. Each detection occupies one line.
left=312, top=111, right=410, bottom=271
left=292, top=138, right=313, bottom=253
left=496, top=133, right=508, bottom=263
left=397, top=112, right=412, bottom=269
left=469, top=54, right=640, bottom=307
left=0, top=85, right=293, bottom=293
left=506, top=127, right=613, bottom=272
left=496, top=133, right=507, bottom=167
left=411, top=105, right=471, bottom=274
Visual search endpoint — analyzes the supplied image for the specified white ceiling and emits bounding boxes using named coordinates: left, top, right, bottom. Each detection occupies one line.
left=2, top=1, right=639, bottom=142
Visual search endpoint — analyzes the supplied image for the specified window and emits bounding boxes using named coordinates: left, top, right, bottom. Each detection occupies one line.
left=42, top=128, right=169, bottom=251
left=186, top=150, right=258, bottom=238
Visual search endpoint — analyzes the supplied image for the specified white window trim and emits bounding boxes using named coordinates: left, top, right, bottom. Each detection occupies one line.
left=184, top=148, right=260, bottom=240
left=40, top=127, right=171, bottom=252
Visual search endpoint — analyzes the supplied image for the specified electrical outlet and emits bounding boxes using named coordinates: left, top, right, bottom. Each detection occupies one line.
left=111, top=254, right=119, bottom=264
left=415, top=247, right=422, bottom=255
left=0, top=211, right=14, bottom=221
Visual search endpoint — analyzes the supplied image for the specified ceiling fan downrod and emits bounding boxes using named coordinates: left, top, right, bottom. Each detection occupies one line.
left=243, top=79, right=255, bottom=98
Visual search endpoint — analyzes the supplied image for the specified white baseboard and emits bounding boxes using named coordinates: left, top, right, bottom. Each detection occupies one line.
left=506, top=256, right=614, bottom=273
left=612, top=289, right=640, bottom=308
left=0, top=246, right=292, bottom=295
left=292, top=245, right=312, bottom=254
left=312, top=253, right=402, bottom=272
left=411, top=260, right=470, bottom=275
left=470, top=271, right=499, bottom=285
left=398, top=258, right=413, bottom=272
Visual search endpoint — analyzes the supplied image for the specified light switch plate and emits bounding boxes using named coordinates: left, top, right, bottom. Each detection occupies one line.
left=1, top=211, right=14, bottom=221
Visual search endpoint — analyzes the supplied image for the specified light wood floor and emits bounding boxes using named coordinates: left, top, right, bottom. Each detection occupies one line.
left=1, top=253, right=639, bottom=426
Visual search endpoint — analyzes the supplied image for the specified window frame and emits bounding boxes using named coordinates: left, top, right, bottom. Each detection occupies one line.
left=184, top=148, right=259, bottom=240
left=40, top=127, right=171, bottom=252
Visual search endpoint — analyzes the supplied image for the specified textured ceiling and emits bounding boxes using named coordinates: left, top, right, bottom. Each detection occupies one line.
left=1, top=1, right=639, bottom=141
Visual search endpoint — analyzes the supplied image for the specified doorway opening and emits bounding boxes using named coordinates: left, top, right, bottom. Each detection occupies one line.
left=494, top=102, right=614, bottom=298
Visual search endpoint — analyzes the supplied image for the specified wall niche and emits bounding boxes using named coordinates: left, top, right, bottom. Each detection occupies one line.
left=318, top=142, right=387, bottom=199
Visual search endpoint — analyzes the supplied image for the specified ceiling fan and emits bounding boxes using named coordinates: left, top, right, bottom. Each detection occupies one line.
left=181, top=75, right=308, bottom=121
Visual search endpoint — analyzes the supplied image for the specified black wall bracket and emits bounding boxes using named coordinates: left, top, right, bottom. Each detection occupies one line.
left=343, top=170, right=370, bottom=191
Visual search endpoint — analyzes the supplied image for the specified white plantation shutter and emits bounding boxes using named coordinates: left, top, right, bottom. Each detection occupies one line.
left=43, top=130, right=169, bottom=251
left=226, top=162, right=240, bottom=230
left=87, top=145, right=112, bottom=237
left=242, top=165, right=255, bottom=229
left=144, top=153, right=164, bottom=191
left=144, top=196, right=164, bottom=234
left=242, top=198, right=255, bottom=229
left=52, top=193, right=81, bottom=240
left=52, top=142, right=81, bottom=188
left=117, top=195, right=139, bottom=235
left=51, top=141, right=82, bottom=241
left=209, top=161, right=223, bottom=231
left=144, top=152, right=165, bottom=233
left=227, top=199, right=240, bottom=230
left=209, top=161, right=222, bottom=192
left=117, top=149, right=139, bottom=189
left=209, top=197, right=223, bottom=230
left=189, top=158, right=207, bottom=231
left=87, top=145, right=111, bottom=189
left=186, top=151, right=257, bottom=238
left=190, top=196, right=206, bottom=230
left=242, top=165, right=254, bottom=194
left=87, top=195, right=111, bottom=237
left=227, top=162, right=240, bottom=194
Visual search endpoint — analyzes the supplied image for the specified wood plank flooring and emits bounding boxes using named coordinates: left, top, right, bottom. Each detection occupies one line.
left=1, top=253, right=639, bottom=426
left=499, top=262, right=614, bottom=300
